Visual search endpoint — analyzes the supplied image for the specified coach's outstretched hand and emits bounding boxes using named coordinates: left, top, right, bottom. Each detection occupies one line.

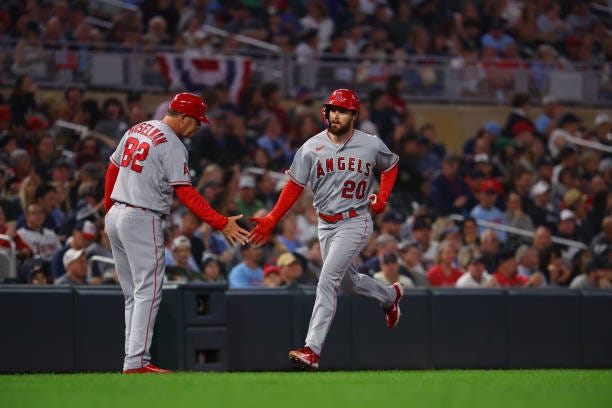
left=222, top=215, right=250, bottom=247
left=249, top=215, right=276, bottom=246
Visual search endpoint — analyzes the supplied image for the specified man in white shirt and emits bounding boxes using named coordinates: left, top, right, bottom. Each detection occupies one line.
left=456, top=255, right=495, bottom=288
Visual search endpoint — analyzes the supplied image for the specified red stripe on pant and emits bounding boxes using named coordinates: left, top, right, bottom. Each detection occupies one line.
left=141, top=216, right=158, bottom=367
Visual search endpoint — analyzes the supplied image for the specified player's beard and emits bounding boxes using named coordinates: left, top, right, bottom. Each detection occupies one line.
left=328, top=121, right=352, bottom=136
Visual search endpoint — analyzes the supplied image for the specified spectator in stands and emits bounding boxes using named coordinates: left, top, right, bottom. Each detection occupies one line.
left=59, top=86, right=84, bottom=123
left=15, top=202, right=61, bottom=281
left=256, top=117, right=292, bottom=170
left=166, top=235, right=199, bottom=282
left=374, top=252, right=414, bottom=289
left=535, top=95, right=561, bottom=137
left=502, top=93, right=535, bottom=140
left=591, top=113, right=611, bottom=146
left=379, top=211, right=404, bottom=241
left=12, top=21, right=46, bottom=79
left=471, top=180, right=507, bottom=242
left=480, top=18, right=515, bottom=55
left=504, top=191, right=534, bottom=247
left=55, top=248, right=88, bottom=285
left=569, top=258, right=611, bottom=289
left=545, top=246, right=572, bottom=286
left=277, top=252, right=304, bottom=287
left=178, top=212, right=205, bottom=270
left=300, top=1, right=334, bottom=51
left=234, top=175, right=264, bottom=220
left=516, top=245, right=547, bottom=287
left=8, top=74, right=38, bottom=122
left=410, top=216, right=436, bottom=269
left=426, top=241, right=463, bottom=287
left=200, top=254, right=226, bottom=283
left=276, top=212, right=302, bottom=253
left=456, top=254, right=495, bottom=288
left=51, top=219, right=95, bottom=282
left=9, top=148, right=33, bottom=185
left=0, top=201, right=16, bottom=244
left=263, top=264, right=282, bottom=288
left=359, top=233, right=398, bottom=277
left=28, top=266, right=49, bottom=285
left=429, top=153, right=470, bottom=216
left=228, top=243, right=264, bottom=288
left=87, top=224, right=115, bottom=284
left=537, top=2, right=572, bottom=44
left=590, top=215, right=612, bottom=261
left=527, top=180, right=556, bottom=230
left=397, top=239, right=429, bottom=287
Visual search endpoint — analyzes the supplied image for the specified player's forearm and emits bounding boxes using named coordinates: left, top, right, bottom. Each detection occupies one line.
left=174, top=185, right=228, bottom=230
left=267, top=179, right=304, bottom=223
left=104, top=162, right=119, bottom=213
left=379, top=164, right=398, bottom=198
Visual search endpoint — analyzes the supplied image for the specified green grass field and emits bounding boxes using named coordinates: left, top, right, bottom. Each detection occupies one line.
left=1, top=370, right=611, bottom=408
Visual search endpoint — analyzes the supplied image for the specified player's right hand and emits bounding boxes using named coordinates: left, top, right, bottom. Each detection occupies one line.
left=248, top=215, right=276, bottom=246
left=221, top=215, right=250, bottom=247
left=369, top=193, right=387, bottom=214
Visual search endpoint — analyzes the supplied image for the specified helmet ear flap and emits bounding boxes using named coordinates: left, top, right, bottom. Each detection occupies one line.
left=321, top=106, right=330, bottom=126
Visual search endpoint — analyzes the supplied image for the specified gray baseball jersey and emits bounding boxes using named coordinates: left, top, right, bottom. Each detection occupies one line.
left=288, top=129, right=399, bottom=357
left=110, top=120, right=191, bottom=215
left=287, top=129, right=398, bottom=214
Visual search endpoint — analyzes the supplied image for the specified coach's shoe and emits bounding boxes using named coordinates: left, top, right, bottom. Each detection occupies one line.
left=289, top=347, right=319, bottom=369
left=384, top=282, right=404, bottom=329
left=123, top=364, right=172, bottom=374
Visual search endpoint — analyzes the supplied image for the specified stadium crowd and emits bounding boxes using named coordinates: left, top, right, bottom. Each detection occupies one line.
left=0, top=0, right=610, bottom=289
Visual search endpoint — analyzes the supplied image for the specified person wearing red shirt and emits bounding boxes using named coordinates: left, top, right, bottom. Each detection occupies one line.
left=426, top=241, right=463, bottom=287
left=492, top=247, right=543, bottom=287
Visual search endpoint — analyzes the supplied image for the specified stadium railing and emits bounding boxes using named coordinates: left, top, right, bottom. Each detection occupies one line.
left=0, top=41, right=609, bottom=107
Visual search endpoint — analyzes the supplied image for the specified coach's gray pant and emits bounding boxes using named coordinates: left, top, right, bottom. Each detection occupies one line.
left=305, top=213, right=395, bottom=355
left=106, top=204, right=166, bottom=371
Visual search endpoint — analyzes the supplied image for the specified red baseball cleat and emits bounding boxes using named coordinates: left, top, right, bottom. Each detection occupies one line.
left=289, top=347, right=319, bottom=369
left=384, top=282, right=404, bottom=328
left=123, top=364, right=172, bottom=374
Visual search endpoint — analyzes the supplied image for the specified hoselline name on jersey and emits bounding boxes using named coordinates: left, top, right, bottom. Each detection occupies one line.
left=125, top=122, right=168, bottom=146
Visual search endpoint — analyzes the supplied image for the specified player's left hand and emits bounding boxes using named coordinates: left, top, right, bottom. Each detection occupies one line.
left=369, top=193, right=388, bottom=214
left=221, top=215, right=250, bottom=247
left=248, top=215, right=276, bottom=246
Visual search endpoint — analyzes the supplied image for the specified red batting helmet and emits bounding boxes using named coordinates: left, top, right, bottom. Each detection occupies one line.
left=324, top=89, right=360, bottom=113
left=169, top=93, right=209, bottom=124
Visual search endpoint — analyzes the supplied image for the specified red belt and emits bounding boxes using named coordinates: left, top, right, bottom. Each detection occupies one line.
left=318, top=210, right=358, bottom=223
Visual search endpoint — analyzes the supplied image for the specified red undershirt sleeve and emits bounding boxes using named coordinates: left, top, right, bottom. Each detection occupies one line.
left=267, top=179, right=304, bottom=222
left=104, top=163, right=119, bottom=213
left=174, top=185, right=228, bottom=230
left=379, top=164, right=398, bottom=198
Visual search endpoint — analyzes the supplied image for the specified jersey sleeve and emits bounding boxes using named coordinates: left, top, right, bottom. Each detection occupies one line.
left=375, top=138, right=399, bottom=173
left=109, top=135, right=127, bottom=167
left=286, top=145, right=312, bottom=187
left=162, top=142, right=192, bottom=186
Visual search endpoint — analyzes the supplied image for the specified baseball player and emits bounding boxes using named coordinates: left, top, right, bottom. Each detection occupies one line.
left=249, top=89, right=403, bottom=369
left=104, top=93, right=249, bottom=374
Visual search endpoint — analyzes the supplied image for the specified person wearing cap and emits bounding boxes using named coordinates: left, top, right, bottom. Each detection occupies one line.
left=166, top=235, right=199, bottom=282
left=380, top=211, right=404, bottom=241
left=50, top=219, right=96, bottom=282
left=277, top=252, right=304, bottom=287
left=555, top=208, right=580, bottom=244
left=429, top=153, right=471, bottom=216
left=228, top=243, right=264, bottom=289
left=456, top=255, right=495, bottom=288
left=55, top=248, right=88, bottom=285
left=591, top=112, right=611, bottom=145
left=104, top=93, right=249, bottom=374
left=470, top=179, right=508, bottom=242
left=527, top=180, right=557, bottom=230
left=263, top=264, right=282, bottom=288
left=410, top=216, right=436, bottom=269
left=200, top=254, right=226, bottom=283
left=535, top=95, right=561, bottom=137
left=491, top=247, right=542, bottom=287
left=358, top=233, right=399, bottom=277
left=235, top=174, right=265, bottom=220
left=373, top=252, right=414, bottom=290
left=426, top=241, right=463, bottom=287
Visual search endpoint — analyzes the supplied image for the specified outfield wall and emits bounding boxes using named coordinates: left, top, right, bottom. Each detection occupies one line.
left=1, top=284, right=611, bottom=373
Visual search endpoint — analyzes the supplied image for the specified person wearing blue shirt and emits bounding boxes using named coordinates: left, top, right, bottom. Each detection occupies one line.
left=481, top=20, right=516, bottom=55
left=228, top=243, right=264, bottom=288
left=470, top=181, right=507, bottom=242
